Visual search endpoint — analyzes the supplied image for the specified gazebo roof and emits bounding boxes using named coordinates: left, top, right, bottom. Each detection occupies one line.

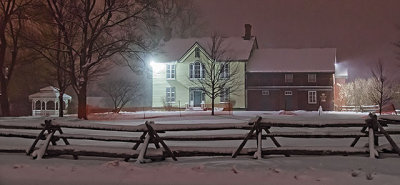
left=28, top=86, right=72, bottom=100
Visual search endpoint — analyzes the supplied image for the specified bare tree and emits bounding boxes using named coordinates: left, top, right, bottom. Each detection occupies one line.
left=153, top=0, right=203, bottom=40
left=370, top=61, right=393, bottom=114
left=100, top=79, right=141, bottom=113
left=189, top=33, right=243, bottom=115
left=173, top=0, right=204, bottom=38
left=45, top=0, right=156, bottom=119
left=340, top=78, right=374, bottom=109
left=0, top=0, right=38, bottom=116
left=122, top=0, right=204, bottom=77
left=29, top=23, right=72, bottom=117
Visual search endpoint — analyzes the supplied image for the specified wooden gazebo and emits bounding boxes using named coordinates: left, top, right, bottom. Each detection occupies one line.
left=28, top=86, right=72, bottom=116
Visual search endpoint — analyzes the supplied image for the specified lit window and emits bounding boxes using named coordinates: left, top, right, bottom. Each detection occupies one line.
left=285, top=74, right=293, bottom=83
left=220, top=63, right=229, bottom=79
left=166, top=64, right=175, bottom=79
left=262, top=90, right=269, bottom=96
left=284, top=91, right=292, bottom=96
left=190, top=61, right=205, bottom=79
left=166, top=87, right=176, bottom=103
left=308, top=74, right=316, bottom=82
left=308, top=91, right=317, bottom=104
left=220, top=88, right=230, bottom=102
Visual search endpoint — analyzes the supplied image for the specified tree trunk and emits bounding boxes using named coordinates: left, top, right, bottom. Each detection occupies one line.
left=0, top=27, right=10, bottom=116
left=0, top=82, right=10, bottom=116
left=58, top=91, right=64, bottom=117
left=77, top=85, right=87, bottom=119
left=211, top=96, right=215, bottom=116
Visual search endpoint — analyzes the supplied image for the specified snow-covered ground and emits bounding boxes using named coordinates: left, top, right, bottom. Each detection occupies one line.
left=1, top=111, right=400, bottom=185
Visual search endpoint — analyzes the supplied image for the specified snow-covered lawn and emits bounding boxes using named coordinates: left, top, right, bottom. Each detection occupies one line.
left=1, top=111, right=400, bottom=185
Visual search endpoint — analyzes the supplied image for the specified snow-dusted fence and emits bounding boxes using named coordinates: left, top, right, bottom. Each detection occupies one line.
left=231, top=113, right=400, bottom=159
left=340, top=105, right=379, bottom=112
left=1, top=114, right=400, bottom=162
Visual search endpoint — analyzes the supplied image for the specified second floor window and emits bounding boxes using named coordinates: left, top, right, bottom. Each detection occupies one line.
left=166, top=87, right=176, bottom=103
left=220, top=88, right=230, bottom=102
left=308, top=74, right=316, bottom=82
left=190, top=61, right=205, bottom=79
left=166, top=64, right=175, bottom=79
left=220, top=63, right=229, bottom=79
left=285, top=74, right=293, bottom=83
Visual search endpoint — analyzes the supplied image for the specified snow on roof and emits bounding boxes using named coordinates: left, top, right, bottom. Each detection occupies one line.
left=247, top=48, right=336, bottom=73
left=28, top=86, right=72, bottom=100
left=156, top=37, right=256, bottom=62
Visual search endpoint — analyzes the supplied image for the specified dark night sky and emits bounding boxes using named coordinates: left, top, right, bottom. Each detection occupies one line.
left=196, top=0, right=400, bottom=80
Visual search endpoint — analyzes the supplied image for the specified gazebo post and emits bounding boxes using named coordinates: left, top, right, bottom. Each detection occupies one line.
left=54, top=100, right=57, bottom=115
left=32, top=100, right=34, bottom=116
left=44, top=100, right=47, bottom=115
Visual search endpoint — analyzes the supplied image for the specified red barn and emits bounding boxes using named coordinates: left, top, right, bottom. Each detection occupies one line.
left=246, top=48, right=339, bottom=111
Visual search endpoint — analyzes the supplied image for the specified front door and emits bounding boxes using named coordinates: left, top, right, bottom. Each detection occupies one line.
left=193, top=91, right=202, bottom=107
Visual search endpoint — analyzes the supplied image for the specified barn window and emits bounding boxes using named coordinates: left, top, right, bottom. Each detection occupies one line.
left=285, top=74, right=293, bottom=83
left=308, top=91, right=317, bottom=104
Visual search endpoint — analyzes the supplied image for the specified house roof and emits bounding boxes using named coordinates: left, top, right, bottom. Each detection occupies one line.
left=247, top=48, right=336, bottom=73
left=156, top=36, right=256, bottom=62
left=28, top=86, right=72, bottom=100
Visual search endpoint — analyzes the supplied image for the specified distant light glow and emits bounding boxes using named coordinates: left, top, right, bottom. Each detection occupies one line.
left=150, top=61, right=165, bottom=74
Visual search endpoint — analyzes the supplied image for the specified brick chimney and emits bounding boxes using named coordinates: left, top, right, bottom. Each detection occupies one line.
left=243, top=24, right=252, bottom=40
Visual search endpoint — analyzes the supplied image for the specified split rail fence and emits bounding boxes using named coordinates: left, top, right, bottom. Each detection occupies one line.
left=1, top=113, right=400, bottom=163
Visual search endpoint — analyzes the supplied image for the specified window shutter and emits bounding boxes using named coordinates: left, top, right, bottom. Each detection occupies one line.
left=166, top=65, right=169, bottom=79
left=172, top=87, right=175, bottom=102
left=189, top=63, right=193, bottom=78
left=172, top=65, right=175, bottom=78
left=201, top=63, right=205, bottom=78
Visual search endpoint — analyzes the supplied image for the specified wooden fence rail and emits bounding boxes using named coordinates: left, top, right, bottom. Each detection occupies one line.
left=1, top=113, right=400, bottom=163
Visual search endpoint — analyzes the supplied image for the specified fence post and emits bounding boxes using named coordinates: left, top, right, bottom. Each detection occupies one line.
left=143, top=107, right=145, bottom=119
left=179, top=101, right=181, bottom=117
left=367, top=113, right=378, bottom=158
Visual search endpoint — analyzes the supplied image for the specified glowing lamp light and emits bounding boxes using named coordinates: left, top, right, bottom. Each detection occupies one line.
left=150, top=61, right=165, bottom=74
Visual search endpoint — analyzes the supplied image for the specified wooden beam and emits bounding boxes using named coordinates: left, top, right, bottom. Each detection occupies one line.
left=350, top=126, right=368, bottom=147
left=376, top=122, right=400, bottom=155
left=259, top=119, right=366, bottom=128
left=26, top=126, right=47, bottom=155
left=55, top=133, right=141, bottom=143
left=145, top=122, right=177, bottom=161
left=232, top=116, right=262, bottom=158
left=136, top=133, right=151, bottom=163
left=264, top=128, right=290, bottom=157
left=368, top=128, right=378, bottom=158
left=47, top=121, right=251, bottom=132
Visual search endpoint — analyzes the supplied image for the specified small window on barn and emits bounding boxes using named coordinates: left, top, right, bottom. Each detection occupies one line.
left=284, top=91, right=292, bottom=96
left=262, top=90, right=269, bottom=96
left=308, top=74, right=316, bottom=82
left=285, top=74, right=293, bottom=83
